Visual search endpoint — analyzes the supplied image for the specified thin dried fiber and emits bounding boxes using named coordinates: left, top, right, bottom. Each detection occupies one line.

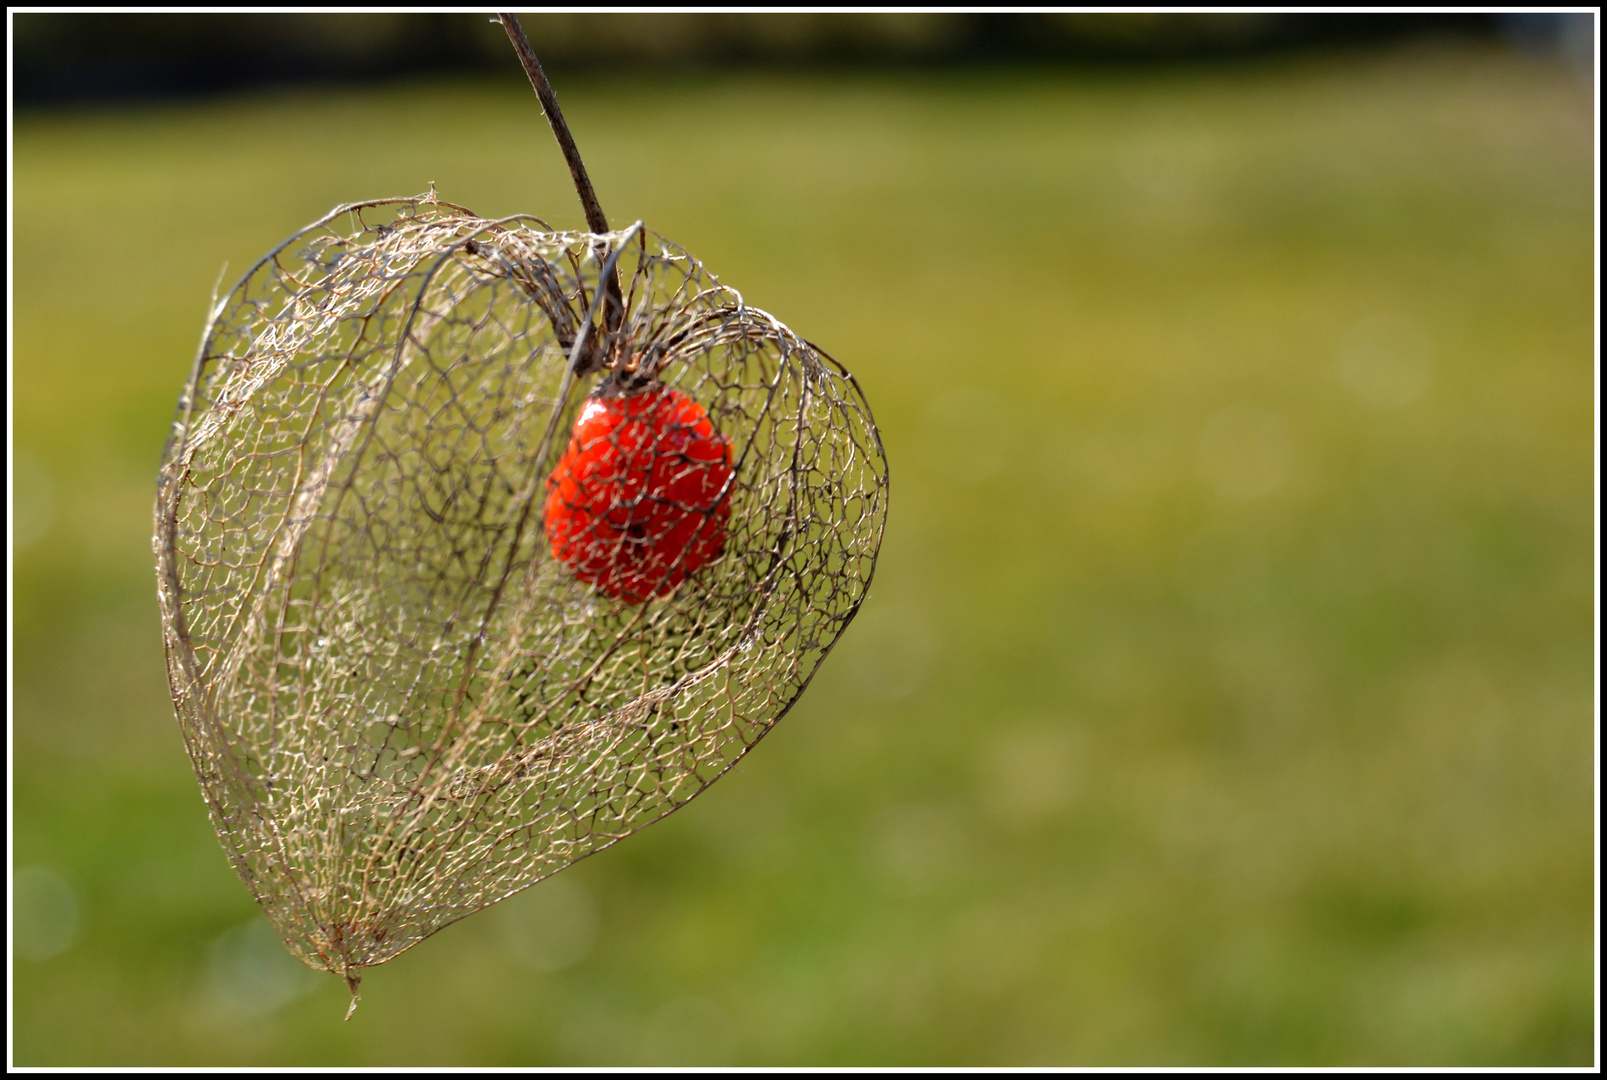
left=153, top=195, right=887, bottom=988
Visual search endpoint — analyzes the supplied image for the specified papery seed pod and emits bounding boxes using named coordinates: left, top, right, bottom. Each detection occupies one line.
left=153, top=20, right=887, bottom=1017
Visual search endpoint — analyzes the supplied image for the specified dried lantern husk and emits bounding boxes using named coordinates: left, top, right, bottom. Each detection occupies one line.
left=153, top=194, right=887, bottom=1006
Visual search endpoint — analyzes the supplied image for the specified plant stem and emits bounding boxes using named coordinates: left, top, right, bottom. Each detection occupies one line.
left=499, top=13, right=626, bottom=347
left=498, top=13, right=611, bottom=236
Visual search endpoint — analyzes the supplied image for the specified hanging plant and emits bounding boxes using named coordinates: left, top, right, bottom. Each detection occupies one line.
left=153, top=14, right=888, bottom=1017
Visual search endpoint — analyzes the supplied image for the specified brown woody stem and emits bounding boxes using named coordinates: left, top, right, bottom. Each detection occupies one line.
left=498, top=13, right=624, bottom=336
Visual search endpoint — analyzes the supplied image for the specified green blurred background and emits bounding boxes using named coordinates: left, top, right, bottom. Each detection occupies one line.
left=10, top=13, right=1597, bottom=1066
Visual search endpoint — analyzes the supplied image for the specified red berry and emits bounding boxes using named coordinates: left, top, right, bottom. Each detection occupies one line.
left=544, top=384, right=734, bottom=604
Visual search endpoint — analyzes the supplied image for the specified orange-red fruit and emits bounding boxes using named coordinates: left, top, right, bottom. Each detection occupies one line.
left=544, top=384, right=734, bottom=604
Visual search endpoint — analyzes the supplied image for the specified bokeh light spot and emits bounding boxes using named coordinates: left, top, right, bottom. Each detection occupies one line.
left=1338, top=312, right=1436, bottom=410
left=13, top=865, right=79, bottom=962
left=500, top=875, right=600, bottom=973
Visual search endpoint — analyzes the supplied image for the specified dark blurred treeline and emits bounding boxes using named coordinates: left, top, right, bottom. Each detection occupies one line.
left=12, top=12, right=1584, bottom=107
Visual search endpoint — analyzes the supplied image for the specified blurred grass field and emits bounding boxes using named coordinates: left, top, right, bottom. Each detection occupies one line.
left=10, top=40, right=1596, bottom=1066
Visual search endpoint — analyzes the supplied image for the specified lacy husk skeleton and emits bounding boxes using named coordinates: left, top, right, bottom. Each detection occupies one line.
left=153, top=16, right=886, bottom=1017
